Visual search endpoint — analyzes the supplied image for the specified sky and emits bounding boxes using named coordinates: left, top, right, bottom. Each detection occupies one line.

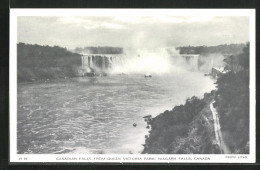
left=17, top=15, right=249, bottom=50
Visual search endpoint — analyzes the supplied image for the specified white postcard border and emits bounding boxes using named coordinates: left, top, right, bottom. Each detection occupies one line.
left=9, top=9, right=256, bottom=163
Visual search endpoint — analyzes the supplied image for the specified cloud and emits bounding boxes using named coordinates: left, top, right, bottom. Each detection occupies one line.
left=17, top=16, right=249, bottom=49
left=59, top=17, right=89, bottom=24
left=58, top=16, right=126, bottom=30
left=154, top=16, right=214, bottom=23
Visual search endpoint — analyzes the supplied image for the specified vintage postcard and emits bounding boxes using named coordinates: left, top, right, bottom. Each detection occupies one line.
left=9, top=9, right=255, bottom=163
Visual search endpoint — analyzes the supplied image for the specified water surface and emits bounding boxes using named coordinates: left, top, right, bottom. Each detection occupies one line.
left=17, top=73, right=215, bottom=154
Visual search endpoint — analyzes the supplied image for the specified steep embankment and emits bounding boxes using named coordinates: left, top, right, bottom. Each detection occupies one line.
left=17, top=43, right=82, bottom=82
left=214, top=71, right=249, bottom=154
left=142, top=91, right=221, bottom=154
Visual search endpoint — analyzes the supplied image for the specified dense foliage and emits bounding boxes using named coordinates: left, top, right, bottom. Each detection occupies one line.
left=177, top=43, right=246, bottom=55
left=142, top=93, right=214, bottom=154
left=74, top=46, right=123, bottom=54
left=215, top=43, right=249, bottom=153
left=17, top=43, right=82, bottom=82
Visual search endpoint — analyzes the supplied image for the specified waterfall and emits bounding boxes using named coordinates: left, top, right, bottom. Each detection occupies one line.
left=88, top=56, right=91, bottom=67
left=109, top=57, right=113, bottom=69
left=82, top=56, right=89, bottom=67
left=181, top=55, right=199, bottom=71
left=81, top=54, right=122, bottom=74
left=81, top=52, right=204, bottom=75
left=102, top=56, right=105, bottom=69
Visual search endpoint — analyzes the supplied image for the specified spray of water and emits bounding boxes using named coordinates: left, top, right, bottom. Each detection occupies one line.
left=110, top=47, right=227, bottom=75
left=198, top=53, right=225, bottom=73
left=110, top=47, right=193, bottom=75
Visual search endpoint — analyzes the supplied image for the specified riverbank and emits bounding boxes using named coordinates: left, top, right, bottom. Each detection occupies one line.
left=214, top=71, right=249, bottom=154
left=17, top=43, right=83, bottom=82
left=142, top=73, right=249, bottom=154
left=142, top=72, right=249, bottom=154
left=142, top=91, right=220, bottom=154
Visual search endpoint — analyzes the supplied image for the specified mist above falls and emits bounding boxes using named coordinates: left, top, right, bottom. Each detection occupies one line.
left=111, top=48, right=175, bottom=75
left=110, top=47, right=224, bottom=75
left=80, top=29, right=228, bottom=76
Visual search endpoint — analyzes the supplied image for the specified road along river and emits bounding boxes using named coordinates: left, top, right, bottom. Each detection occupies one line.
left=210, top=101, right=231, bottom=154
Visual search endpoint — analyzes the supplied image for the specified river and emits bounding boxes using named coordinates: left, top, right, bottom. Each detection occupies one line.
left=17, top=72, right=215, bottom=154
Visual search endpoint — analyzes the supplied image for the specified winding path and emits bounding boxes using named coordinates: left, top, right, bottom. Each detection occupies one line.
left=210, top=101, right=231, bottom=154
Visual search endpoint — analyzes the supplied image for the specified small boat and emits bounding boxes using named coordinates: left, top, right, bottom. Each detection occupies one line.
left=144, top=74, right=152, bottom=78
left=133, top=123, right=137, bottom=127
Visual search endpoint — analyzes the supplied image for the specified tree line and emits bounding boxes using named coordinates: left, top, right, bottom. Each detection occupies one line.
left=17, top=43, right=82, bottom=82
left=214, top=43, right=249, bottom=153
left=74, top=46, right=123, bottom=54
left=177, top=43, right=246, bottom=55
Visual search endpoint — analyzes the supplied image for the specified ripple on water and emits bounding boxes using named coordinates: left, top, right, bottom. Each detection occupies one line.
left=17, top=74, right=215, bottom=154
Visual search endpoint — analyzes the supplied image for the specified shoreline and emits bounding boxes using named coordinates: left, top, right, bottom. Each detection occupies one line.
left=140, top=73, right=216, bottom=154
left=141, top=89, right=217, bottom=154
left=142, top=70, right=249, bottom=154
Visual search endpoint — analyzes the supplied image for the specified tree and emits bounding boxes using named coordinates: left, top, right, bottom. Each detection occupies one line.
left=237, top=43, right=249, bottom=70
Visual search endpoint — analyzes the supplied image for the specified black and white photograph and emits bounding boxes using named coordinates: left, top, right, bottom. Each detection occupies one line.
left=9, top=9, right=255, bottom=163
